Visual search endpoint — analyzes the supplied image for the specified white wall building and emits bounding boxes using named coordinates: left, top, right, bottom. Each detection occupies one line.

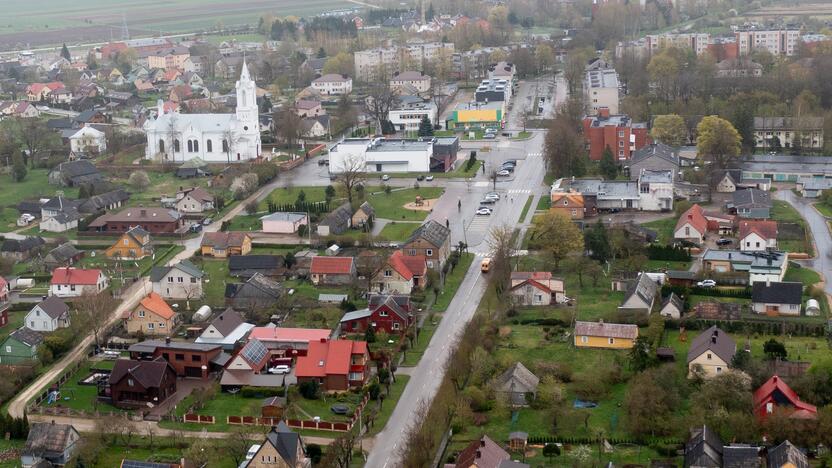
left=389, top=101, right=438, bottom=132
left=143, top=61, right=261, bottom=163
left=311, top=74, right=353, bottom=96
left=736, top=28, right=800, bottom=56
left=390, top=71, right=431, bottom=94
left=69, top=127, right=107, bottom=153
left=354, top=42, right=455, bottom=82
left=329, top=138, right=432, bottom=173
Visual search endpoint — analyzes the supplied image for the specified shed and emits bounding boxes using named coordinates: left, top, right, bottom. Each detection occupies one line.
left=508, top=432, right=528, bottom=452
left=261, top=396, right=287, bottom=418
left=326, top=244, right=340, bottom=256
left=805, top=299, right=820, bottom=316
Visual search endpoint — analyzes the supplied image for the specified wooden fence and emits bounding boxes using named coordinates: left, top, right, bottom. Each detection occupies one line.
left=183, top=413, right=215, bottom=424
left=225, top=393, right=371, bottom=433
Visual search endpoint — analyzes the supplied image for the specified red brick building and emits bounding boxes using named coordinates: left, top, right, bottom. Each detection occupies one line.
left=128, top=339, right=226, bottom=379
left=582, top=108, right=649, bottom=161
left=106, top=357, right=177, bottom=409
left=295, top=339, right=369, bottom=391
left=339, top=295, right=412, bottom=334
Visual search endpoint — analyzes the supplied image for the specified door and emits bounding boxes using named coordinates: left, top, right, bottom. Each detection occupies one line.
left=184, top=366, right=203, bottom=378
left=376, top=164, right=382, bottom=172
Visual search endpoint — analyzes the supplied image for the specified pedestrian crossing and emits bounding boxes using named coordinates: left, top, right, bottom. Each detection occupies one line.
left=507, top=189, right=532, bottom=195
left=467, top=215, right=491, bottom=233
left=527, top=152, right=543, bottom=158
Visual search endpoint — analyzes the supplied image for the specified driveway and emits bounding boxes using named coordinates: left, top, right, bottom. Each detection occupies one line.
left=775, top=190, right=832, bottom=293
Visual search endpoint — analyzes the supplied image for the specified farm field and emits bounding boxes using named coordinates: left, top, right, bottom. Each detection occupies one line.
left=0, top=0, right=362, bottom=50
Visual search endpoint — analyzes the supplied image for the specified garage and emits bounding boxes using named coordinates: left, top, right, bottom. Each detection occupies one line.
left=184, top=366, right=203, bottom=378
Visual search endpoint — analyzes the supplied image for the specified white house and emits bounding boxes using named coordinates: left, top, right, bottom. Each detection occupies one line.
left=261, top=212, right=308, bottom=234
left=150, top=260, right=204, bottom=300
left=25, top=296, right=70, bottom=332
left=390, top=71, right=431, bottom=94
left=143, top=61, right=261, bottom=163
left=49, top=267, right=108, bottom=298
left=637, top=169, right=673, bottom=212
left=174, top=187, right=214, bottom=214
left=328, top=138, right=432, bottom=173
left=751, top=281, right=802, bottom=316
left=389, top=100, right=438, bottom=132
left=39, top=212, right=80, bottom=233
left=738, top=220, right=778, bottom=252
left=674, top=204, right=708, bottom=244
left=311, top=74, right=353, bottom=95
left=69, top=126, right=107, bottom=154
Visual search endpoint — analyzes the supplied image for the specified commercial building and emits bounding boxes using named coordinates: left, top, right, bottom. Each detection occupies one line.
left=753, top=116, right=824, bottom=150
left=582, top=108, right=649, bottom=160
left=311, top=74, right=353, bottom=96
left=446, top=101, right=503, bottom=129
left=584, top=68, right=619, bottom=115
left=743, top=154, right=832, bottom=182
left=390, top=71, right=431, bottom=94
left=328, top=138, right=432, bottom=173
left=389, top=100, right=438, bottom=132
left=475, top=78, right=511, bottom=105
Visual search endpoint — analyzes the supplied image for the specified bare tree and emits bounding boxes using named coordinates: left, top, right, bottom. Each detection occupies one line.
left=222, top=129, right=237, bottom=164
left=365, top=82, right=399, bottom=133
left=75, top=292, right=118, bottom=349
left=181, top=280, right=203, bottom=311
left=225, top=426, right=261, bottom=467
left=486, top=225, right=515, bottom=299
left=274, top=108, right=303, bottom=148
left=489, top=169, right=498, bottom=190
left=319, top=426, right=359, bottom=467
left=12, top=118, right=58, bottom=167
left=337, top=153, right=367, bottom=205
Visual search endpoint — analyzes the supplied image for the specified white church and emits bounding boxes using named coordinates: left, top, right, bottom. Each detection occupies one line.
left=143, top=61, right=261, bottom=163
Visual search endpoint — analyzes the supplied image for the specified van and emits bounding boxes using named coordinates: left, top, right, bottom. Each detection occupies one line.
left=481, top=258, right=491, bottom=273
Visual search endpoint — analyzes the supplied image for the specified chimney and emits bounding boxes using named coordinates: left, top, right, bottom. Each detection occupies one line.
left=140, top=209, right=147, bottom=217
left=598, top=107, right=610, bottom=119
left=480, top=438, right=486, bottom=447
left=51, top=419, right=55, bottom=425
left=165, top=336, right=171, bottom=345
left=711, top=335, right=717, bottom=344
left=320, top=338, right=328, bottom=343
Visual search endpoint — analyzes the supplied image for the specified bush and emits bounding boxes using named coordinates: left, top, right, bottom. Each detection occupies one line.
left=299, top=381, right=320, bottom=400
left=464, top=386, right=492, bottom=412
left=239, top=386, right=286, bottom=398
left=368, top=382, right=381, bottom=400
left=647, top=244, right=691, bottom=262
left=306, top=444, right=323, bottom=464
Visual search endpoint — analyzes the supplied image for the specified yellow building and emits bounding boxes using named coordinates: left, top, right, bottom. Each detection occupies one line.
left=123, top=292, right=179, bottom=337
left=574, top=320, right=637, bottom=349
left=105, top=226, right=153, bottom=260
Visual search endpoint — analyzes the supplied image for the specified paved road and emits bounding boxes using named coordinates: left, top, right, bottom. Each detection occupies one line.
left=364, top=131, right=549, bottom=468
left=775, top=190, right=832, bottom=294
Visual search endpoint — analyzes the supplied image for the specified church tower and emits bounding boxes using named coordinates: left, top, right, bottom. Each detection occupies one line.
left=235, top=60, right=258, bottom=124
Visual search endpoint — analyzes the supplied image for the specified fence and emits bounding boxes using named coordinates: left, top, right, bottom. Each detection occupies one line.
left=30, top=359, right=86, bottom=409
left=225, top=393, right=371, bottom=433
left=183, top=413, right=215, bottom=424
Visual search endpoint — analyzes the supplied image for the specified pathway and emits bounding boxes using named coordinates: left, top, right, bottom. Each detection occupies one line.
left=775, top=190, right=831, bottom=293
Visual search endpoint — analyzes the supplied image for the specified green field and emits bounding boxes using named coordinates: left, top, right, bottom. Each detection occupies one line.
left=367, top=187, right=445, bottom=221
left=377, top=221, right=420, bottom=241
left=641, top=216, right=677, bottom=245
left=0, top=169, right=79, bottom=232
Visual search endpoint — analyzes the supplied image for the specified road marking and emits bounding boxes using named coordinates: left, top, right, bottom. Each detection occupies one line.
left=527, top=152, right=542, bottom=157
left=474, top=181, right=489, bottom=187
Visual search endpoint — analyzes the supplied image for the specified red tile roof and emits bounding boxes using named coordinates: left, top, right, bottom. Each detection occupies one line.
left=739, top=220, right=778, bottom=241
left=137, top=292, right=176, bottom=320
left=50, top=267, right=102, bottom=285
left=511, top=271, right=552, bottom=281
left=387, top=251, right=426, bottom=280
left=295, top=339, right=367, bottom=379
left=248, top=327, right=330, bottom=344
left=310, top=256, right=354, bottom=275
left=675, top=204, right=708, bottom=236
left=753, top=375, right=817, bottom=420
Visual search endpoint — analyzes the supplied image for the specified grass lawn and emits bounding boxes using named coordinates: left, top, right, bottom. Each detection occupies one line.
left=771, top=200, right=804, bottom=223
left=0, top=310, right=26, bottom=341
left=281, top=304, right=344, bottom=329
left=0, top=439, right=24, bottom=468
left=264, top=186, right=331, bottom=207
left=192, top=258, right=232, bottom=307
left=644, top=259, right=692, bottom=272
left=377, top=221, right=420, bottom=242
left=225, top=213, right=262, bottom=231
left=814, top=202, right=832, bottom=218
left=402, top=320, right=439, bottom=366
left=367, top=187, right=445, bottom=221
left=161, top=391, right=264, bottom=432
left=0, top=169, right=79, bottom=232
left=518, top=196, right=534, bottom=222
left=641, top=216, right=678, bottom=245
left=688, top=295, right=750, bottom=308
left=93, top=436, right=241, bottom=468
left=665, top=329, right=828, bottom=365
left=511, top=131, right=532, bottom=140
left=286, top=391, right=363, bottom=422
left=784, top=265, right=822, bottom=287
left=536, top=196, right=551, bottom=211
left=367, top=375, right=410, bottom=436
left=281, top=278, right=364, bottom=307
left=40, top=361, right=124, bottom=414
left=433, top=253, right=475, bottom=312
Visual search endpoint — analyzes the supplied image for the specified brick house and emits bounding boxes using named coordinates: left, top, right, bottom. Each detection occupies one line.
left=340, top=294, right=412, bottom=334
left=549, top=192, right=586, bottom=220
left=582, top=108, right=649, bottom=161
left=128, top=339, right=226, bottom=379
left=295, top=339, right=369, bottom=391
left=310, top=257, right=356, bottom=286
left=402, top=220, right=451, bottom=270
left=106, top=357, right=177, bottom=409
left=123, top=292, right=180, bottom=337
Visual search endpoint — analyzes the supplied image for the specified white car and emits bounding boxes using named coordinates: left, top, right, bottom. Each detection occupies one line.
left=382, top=174, right=390, bottom=181
left=697, top=279, right=717, bottom=288
left=476, top=207, right=492, bottom=216
left=425, top=175, right=434, bottom=181
left=268, top=365, right=291, bottom=374
left=485, top=192, right=500, bottom=200
left=497, top=169, right=511, bottom=176
left=245, top=444, right=261, bottom=460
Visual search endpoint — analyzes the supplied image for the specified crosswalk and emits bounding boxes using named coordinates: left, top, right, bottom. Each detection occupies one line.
left=527, top=152, right=543, bottom=158
left=467, top=215, right=491, bottom=233
left=506, top=189, right=532, bottom=195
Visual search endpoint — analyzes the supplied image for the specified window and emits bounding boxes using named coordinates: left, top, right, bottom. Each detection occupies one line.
left=392, top=322, right=401, bottom=330
left=147, top=323, right=154, bottom=330
left=409, top=249, right=417, bottom=256
left=379, top=310, right=388, bottom=317
left=716, top=367, right=722, bottom=373
left=707, top=353, right=712, bottom=360
left=608, top=338, right=615, bottom=344
left=70, top=285, right=76, bottom=292
left=685, top=227, right=690, bottom=236
left=187, top=140, right=193, bottom=152
left=159, top=139, right=165, bottom=152
left=167, top=276, right=174, bottom=283
left=35, top=310, right=39, bottom=316
left=193, top=355, right=201, bottom=362
left=4, top=346, right=10, bottom=353
left=174, top=139, right=181, bottom=152
left=618, top=131, right=624, bottom=137
left=159, top=322, right=165, bottom=328
left=756, top=242, right=760, bottom=247
left=193, top=140, right=199, bottom=152
left=175, top=354, right=185, bottom=361
left=138, top=310, right=145, bottom=318
left=128, top=378, right=134, bottom=386
left=618, top=140, right=624, bottom=147
left=581, top=336, right=588, bottom=343
left=426, top=249, right=433, bottom=256
left=222, top=139, right=228, bottom=152
left=384, top=269, right=392, bottom=277
left=206, top=139, right=212, bottom=152
left=30, top=321, right=34, bottom=327
left=190, top=277, right=197, bottom=283
left=123, top=238, right=129, bottom=245
left=177, top=277, right=184, bottom=283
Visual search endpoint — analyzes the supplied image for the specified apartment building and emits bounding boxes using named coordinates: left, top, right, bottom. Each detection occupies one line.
left=389, top=100, right=438, bottom=132
left=582, top=108, right=649, bottom=161
left=646, top=33, right=712, bottom=55
left=736, top=28, right=800, bottom=56
left=585, top=68, right=619, bottom=115
left=354, top=42, right=454, bottom=81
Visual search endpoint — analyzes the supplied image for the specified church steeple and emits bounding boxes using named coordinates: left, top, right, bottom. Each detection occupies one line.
left=235, top=59, right=257, bottom=124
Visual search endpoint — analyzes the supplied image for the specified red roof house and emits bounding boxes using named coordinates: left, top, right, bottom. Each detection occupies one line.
left=372, top=251, right=427, bottom=294
left=49, top=267, right=108, bottom=298
left=310, top=256, right=356, bottom=286
left=295, top=339, right=369, bottom=391
left=339, top=294, right=412, bottom=334
left=753, top=375, right=817, bottom=421
left=674, top=204, right=708, bottom=243
left=738, top=220, right=778, bottom=252
left=247, top=327, right=331, bottom=356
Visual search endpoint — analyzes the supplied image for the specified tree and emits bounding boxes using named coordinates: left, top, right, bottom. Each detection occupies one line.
left=11, top=153, right=27, bottom=182
left=336, top=153, right=366, bottom=205
left=599, top=146, right=618, bottom=180
left=624, top=365, right=683, bottom=437
left=60, top=43, right=71, bottom=61
left=486, top=225, right=515, bottom=296
left=365, top=82, right=399, bottom=133
left=184, top=438, right=214, bottom=467
left=584, top=221, right=611, bottom=262
left=364, top=326, right=376, bottom=343
left=532, top=211, right=584, bottom=268
left=322, top=52, right=354, bottom=77
left=317, top=47, right=326, bottom=58
left=11, top=118, right=58, bottom=167
left=629, top=336, right=655, bottom=371
left=697, top=116, right=741, bottom=190
left=763, top=338, right=787, bottom=360
left=417, top=115, right=434, bottom=137
left=225, top=427, right=260, bottom=467
left=299, top=380, right=320, bottom=399
left=275, top=109, right=302, bottom=147
left=543, top=116, right=586, bottom=179
left=75, top=293, right=117, bottom=349
left=128, top=170, right=150, bottom=191
left=651, top=114, right=687, bottom=146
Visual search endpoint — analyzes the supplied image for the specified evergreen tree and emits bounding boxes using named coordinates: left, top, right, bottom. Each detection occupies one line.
left=317, top=47, right=326, bottom=58
left=417, top=115, right=434, bottom=137
left=426, top=2, right=435, bottom=21
left=60, top=43, right=71, bottom=61
left=584, top=221, right=611, bottom=262
left=12, top=154, right=27, bottom=182
left=599, top=145, right=618, bottom=180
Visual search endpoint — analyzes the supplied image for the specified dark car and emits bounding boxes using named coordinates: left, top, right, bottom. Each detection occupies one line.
left=331, top=404, right=350, bottom=415
left=716, top=238, right=732, bottom=246
left=416, top=175, right=425, bottom=181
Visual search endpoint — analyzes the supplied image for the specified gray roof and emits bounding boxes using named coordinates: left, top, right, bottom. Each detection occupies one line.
left=767, top=441, right=808, bottom=468
left=209, top=308, right=246, bottom=337
left=558, top=178, right=640, bottom=200
left=731, top=188, right=771, bottom=209
left=687, top=326, right=736, bottom=365
left=45, top=243, right=82, bottom=263
left=78, top=189, right=130, bottom=213
left=495, top=362, right=539, bottom=394
left=228, top=255, right=285, bottom=276
left=685, top=426, right=723, bottom=468
left=357, top=201, right=375, bottom=218
left=622, top=273, right=659, bottom=309
left=41, top=196, right=82, bottom=213
left=405, top=219, right=450, bottom=247
left=260, top=212, right=307, bottom=223
left=23, top=422, right=78, bottom=460
left=128, top=339, right=222, bottom=353
left=54, top=160, right=100, bottom=180
left=9, top=327, right=43, bottom=347
left=701, top=249, right=786, bottom=271
left=631, top=143, right=679, bottom=166
left=341, top=308, right=373, bottom=322
left=34, top=296, right=69, bottom=320
left=742, top=154, right=832, bottom=176
left=754, top=116, right=823, bottom=131
left=319, top=293, right=349, bottom=302
left=662, top=293, right=684, bottom=312
left=723, top=445, right=761, bottom=468
left=319, top=202, right=353, bottom=229
left=751, top=281, right=802, bottom=305
left=150, top=259, right=204, bottom=282
left=264, top=421, right=304, bottom=465
left=639, top=169, right=673, bottom=184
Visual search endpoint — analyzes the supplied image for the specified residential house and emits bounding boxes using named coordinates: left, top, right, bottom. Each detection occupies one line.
left=549, top=192, right=586, bottom=220
left=0, top=278, right=8, bottom=329
left=261, top=212, right=308, bottom=234
left=582, top=108, right=649, bottom=161
left=675, top=204, right=708, bottom=244
left=225, top=273, right=282, bottom=310
left=225, top=338, right=271, bottom=372
left=300, top=115, right=330, bottom=138
left=105, top=226, right=153, bottom=260
left=754, top=116, right=824, bottom=150
left=0, top=101, right=39, bottom=118
left=106, top=357, right=177, bottom=409
left=767, top=440, right=809, bottom=468
left=247, top=327, right=330, bottom=355
left=48, top=160, right=102, bottom=187
left=0, top=327, right=43, bottom=364
left=727, top=189, right=772, bottom=219
left=509, top=272, right=566, bottom=305
left=716, top=57, right=763, bottom=77
left=229, top=255, right=287, bottom=279
left=311, top=74, right=353, bottom=95
left=574, top=320, right=638, bottom=349
left=339, top=294, right=412, bottom=334
left=618, top=272, right=659, bottom=315
left=637, top=169, right=674, bottom=211
left=701, top=249, right=787, bottom=284
left=751, top=281, right=802, bottom=316
left=123, top=292, right=179, bottom=336
left=402, top=219, right=451, bottom=270
left=310, top=256, right=357, bottom=286
left=738, top=220, right=777, bottom=252
left=684, top=426, right=724, bottom=468
left=293, top=99, right=323, bottom=118
left=550, top=177, right=639, bottom=212
left=88, top=207, right=184, bottom=234
left=128, top=339, right=226, bottom=379
left=39, top=208, right=81, bottom=233
left=295, top=339, right=369, bottom=391
left=453, top=435, right=512, bottom=468
left=69, top=126, right=107, bottom=154
left=25, top=296, right=70, bottom=332
left=43, top=243, right=84, bottom=270
left=390, top=70, right=431, bottom=94
left=753, top=375, right=817, bottom=421
left=49, top=267, right=108, bottom=298
left=174, top=187, right=214, bottom=214
left=0, top=236, right=45, bottom=261
left=659, top=293, right=685, bottom=319
left=25, top=82, right=65, bottom=101
left=195, top=308, right=255, bottom=350
left=201, top=232, right=252, bottom=257
left=372, top=251, right=426, bottom=294
left=494, top=362, right=539, bottom=407
left=150, top=260, right=204, bottom=300
left=245, top=422, right=310, bottom=468
left=687, top=326, right=736, bottom=378
left=317, top=203, right=352, bottom=236
left=77, top=189, right=130, bottom=215
left=20, top=422, right=80, bottom=468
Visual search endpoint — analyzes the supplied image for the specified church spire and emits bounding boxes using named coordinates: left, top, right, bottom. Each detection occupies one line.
left=240, top=59, right=250, bottom=81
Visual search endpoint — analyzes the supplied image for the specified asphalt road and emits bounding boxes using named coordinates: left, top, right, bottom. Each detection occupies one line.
left=364, top=131, right=548, bottom=468
left=775, top=190, right=832, bottom=294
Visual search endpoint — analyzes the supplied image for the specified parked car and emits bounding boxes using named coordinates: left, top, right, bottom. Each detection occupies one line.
left=485, top=192, right=501, bottom=201
left=330, top=404, right=350, bottom=415
left=189, top=223, right=202, bottom=233
left=497, top=169, right=511, bottom=176
left=480, top=197, right=496, bottom=205
left=716, top=238, right=732, bottom=246
left=381, top=174, right=390, bottom=181
left=245, top=445, right=262, bottom=461
left=697, top=279, right=717, bottom=288
left=202, top=218, right=212, bottom=226
left=476, top=207, right=492, bottom=216
left=416, top=175, right=425, bottom=181
left=483, top=133, right=496, bottom=139
left=268, top=365, right=291, bottom=374
left=426, top=175, right=434, bottom=181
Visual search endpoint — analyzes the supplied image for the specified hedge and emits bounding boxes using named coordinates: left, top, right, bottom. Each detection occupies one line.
left=647, top=244, right=691, bottom=262
left=240, top=386, right=286, bottom=398
left=662, top=284, right=752, bottom=299
left=527, top=435, right=683, bottom=447
left=682, top=318, right=826, bottom=337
